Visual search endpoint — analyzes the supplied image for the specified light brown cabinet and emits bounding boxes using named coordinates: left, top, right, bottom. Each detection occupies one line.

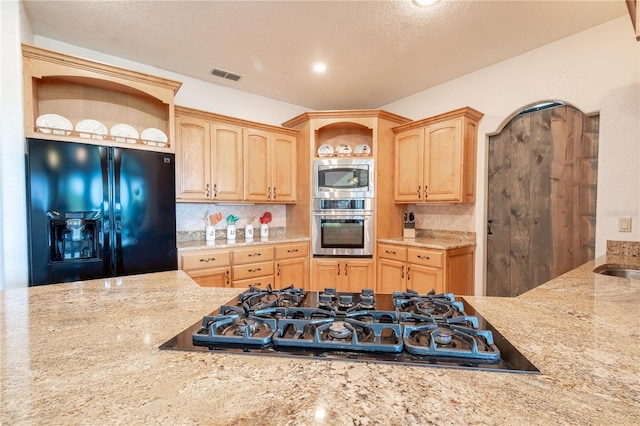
left=393, top=107, right=483, bottom=203
left=244, top=127, right=296, bottom=202
left=179, top=248, right=231, bottom=287
left=377, top=243, right=475, bottom=295
left=22, top=44, right=181, bottom=152
left=275, top=242, right=309, bottom=289
left=175, top=106, right=296, bottom=203
left=179, top=242, right=309, bottom=289
left=175, top=109, right=243, bottom=201
left=311, top=258, right=374, bottom=292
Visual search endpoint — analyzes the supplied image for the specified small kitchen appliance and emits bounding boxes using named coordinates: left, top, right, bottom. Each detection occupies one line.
left=313, top=158, right=374, bottom=199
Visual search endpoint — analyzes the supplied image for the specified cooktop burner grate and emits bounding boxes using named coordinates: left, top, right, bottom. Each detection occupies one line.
left=161, top=287, right=540, bottom=374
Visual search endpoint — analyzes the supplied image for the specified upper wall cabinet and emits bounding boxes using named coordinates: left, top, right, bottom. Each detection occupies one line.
left=244, top=127, right=297, bottom=203
left=22, top=44, right=182, bottom=152
left=175, top=106, right=297, bottom=203
left=392, top=107, right=483, bottom=203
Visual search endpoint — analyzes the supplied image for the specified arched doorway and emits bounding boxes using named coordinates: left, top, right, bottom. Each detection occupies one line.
left=486, top=102, right=599, bottom=297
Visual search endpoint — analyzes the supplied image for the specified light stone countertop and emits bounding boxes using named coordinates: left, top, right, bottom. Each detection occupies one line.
left=377, top=236, right=476, bottom=250
left=2, top=256, right=639, bottom=425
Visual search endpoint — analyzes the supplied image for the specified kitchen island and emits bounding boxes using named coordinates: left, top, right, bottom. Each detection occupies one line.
left=1, top=256, right=639, bottom=425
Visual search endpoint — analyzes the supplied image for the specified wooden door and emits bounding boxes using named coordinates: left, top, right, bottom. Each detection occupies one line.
left=407, top=264, right=444, bottom=294
left=343, top=260, right=374, bottom=292
left=424, top=118, right=462, bottom=201
left=312, top=259, right=340, bottom=291
left=377, top=258, right=406, bottom=293
left=175, top=116, right=210, bottom=200
left=272, top=132, right=297, bottom=202
left=211, top=123, right=243, bottom=201
left=276, top=257, right=308, bottom=289
left=188, top=267, right=230, bottom=287
left=394, top=128, right=424, bottom=202
left=244, top=128, right=271, bottom=201
left=487, top=105, right=598, bottom=296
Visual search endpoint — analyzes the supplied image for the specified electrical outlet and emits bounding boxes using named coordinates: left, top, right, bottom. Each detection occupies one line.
left=619, top=217, right=632, bottom=232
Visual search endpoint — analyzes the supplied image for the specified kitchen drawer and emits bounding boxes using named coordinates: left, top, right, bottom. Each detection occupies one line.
left=232, top=246, right=274, bottom=265
left=378, top=243, right=407, bottom=262
left=232, top=261, right=274, bottom=280
left=275, top=242, right=308, bottom=260
left=232, top=274, right=275, bottom=289
left=181, top=249, right=231, bottom=271
left=407, top=248, right=443, bottom=268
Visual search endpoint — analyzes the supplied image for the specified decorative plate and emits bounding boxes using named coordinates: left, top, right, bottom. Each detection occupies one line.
left=141, top=128, right=168, bottom=147
left=36, top=113, right=73, bottom=135
left=110, top=123, right=139, bottom=143
left=317, top=144, right=334, bottom=157
left=354, top=144, right=371, bottom=156
left=335, top=144, right=352, bottom=156
left=76, top=119, right=107, bottom=140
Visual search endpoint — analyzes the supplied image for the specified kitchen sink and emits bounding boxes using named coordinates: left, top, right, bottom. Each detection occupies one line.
left=593, top=265, right=640, bottom=280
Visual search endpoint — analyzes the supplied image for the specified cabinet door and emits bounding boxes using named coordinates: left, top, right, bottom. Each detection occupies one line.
left=175, top=116, right=211, bottom=200
left=394, top=128, right=424, bottom=202
left=343, top=260, right=374, bottom=292
left=188, top=267, right=231, bottom=287
left=276, top=257, right=309, bottom=289
left=376, top=258, right=406, bottom=294
left=312, top=259, right=340, bottom=291
left=407, top=263, right=444, bottom=294
left=272, top=132, right=297, bottom=202
left=424, top=118, right=463, bottom=201
left=244, top=128, right=272, bottom=201
left=211, top=123, right=243, bottom=200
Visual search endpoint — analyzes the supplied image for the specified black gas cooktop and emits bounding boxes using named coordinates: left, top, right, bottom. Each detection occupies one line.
left=160, top=286, right=539, bottom=374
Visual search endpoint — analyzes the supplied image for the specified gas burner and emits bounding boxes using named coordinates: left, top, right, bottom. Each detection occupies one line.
left=239, top=285, right=305, bottom=311
left=402, top=323, right=500, bottom=362
left=393, top=289, right=464, bottom=320
left=328, top=321, right=352, bottom=339
left=192, top=313, right=277, bottom=348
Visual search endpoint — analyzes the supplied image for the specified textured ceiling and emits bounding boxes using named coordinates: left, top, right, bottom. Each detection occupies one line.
left=22, top=0, right=628, bottom=110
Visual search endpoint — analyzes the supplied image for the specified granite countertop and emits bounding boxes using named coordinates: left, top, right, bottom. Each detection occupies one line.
left=2, top=256, right=639, bottom=424
left=178, top=234, right=310, bottom=252
left=377, top=236, right=476, bottom=250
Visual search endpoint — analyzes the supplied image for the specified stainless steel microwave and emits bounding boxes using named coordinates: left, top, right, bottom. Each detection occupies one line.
left=312, top=158, right=374, bottom=199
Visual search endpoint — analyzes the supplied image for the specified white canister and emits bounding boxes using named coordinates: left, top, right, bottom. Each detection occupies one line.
left=245, top=224, right=254, bottom=240
left=260, top=224, right=269, bottom=238
left=227, top=225, right=236, bottom=241
left=205, top=225, right=216, bottom=242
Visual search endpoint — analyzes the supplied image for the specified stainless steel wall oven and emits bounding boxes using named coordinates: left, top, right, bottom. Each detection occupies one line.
left=312, top=199, right=373, bottom=257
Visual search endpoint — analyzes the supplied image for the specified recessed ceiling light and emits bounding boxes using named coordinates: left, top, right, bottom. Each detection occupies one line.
left=413, top=0, right=439, bottom=6
left=312, top=62, right=327, bottom=73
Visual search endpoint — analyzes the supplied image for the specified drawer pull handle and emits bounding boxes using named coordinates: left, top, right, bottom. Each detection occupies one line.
left=200, top=257, right=216, bottom=262
left=248, top=268, right=262, bottom=273
left=401, top=265, right=405, bottom=279
left=407, top=266, right=411, bottom=280
left=287, top=249, right=299, bottom=253
left=248, top=253, right=262, bottom=257
left=417, top=255, right=431, bottom=260
left=385, top=250, right=396, bottom=255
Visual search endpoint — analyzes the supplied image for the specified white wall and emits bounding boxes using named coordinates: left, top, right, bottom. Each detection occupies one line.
left=382, top=16, right=640, bottom=295
left=0, top=0, right=30, bottom=290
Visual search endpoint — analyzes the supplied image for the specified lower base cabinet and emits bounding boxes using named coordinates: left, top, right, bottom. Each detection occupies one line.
left=179, top=241, right=309, bottom=290
left=311, top=258, right=374, bottom=292
left=376, top=243, right=475, bottom=295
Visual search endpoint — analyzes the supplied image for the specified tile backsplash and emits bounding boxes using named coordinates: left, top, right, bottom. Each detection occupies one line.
left=410, top=203, right=475, bottom=232
left=176, top=203, right=286, bottom=232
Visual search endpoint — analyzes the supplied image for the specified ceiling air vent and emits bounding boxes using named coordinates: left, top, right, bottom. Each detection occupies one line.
left=210, top=68, right=242, bottom=82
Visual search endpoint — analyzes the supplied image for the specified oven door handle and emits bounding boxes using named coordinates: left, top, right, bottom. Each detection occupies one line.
left=312, top=213, right=372, bottom=217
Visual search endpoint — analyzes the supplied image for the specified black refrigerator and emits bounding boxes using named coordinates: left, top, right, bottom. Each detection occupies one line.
left=26, top=138, right=177, bottom=286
